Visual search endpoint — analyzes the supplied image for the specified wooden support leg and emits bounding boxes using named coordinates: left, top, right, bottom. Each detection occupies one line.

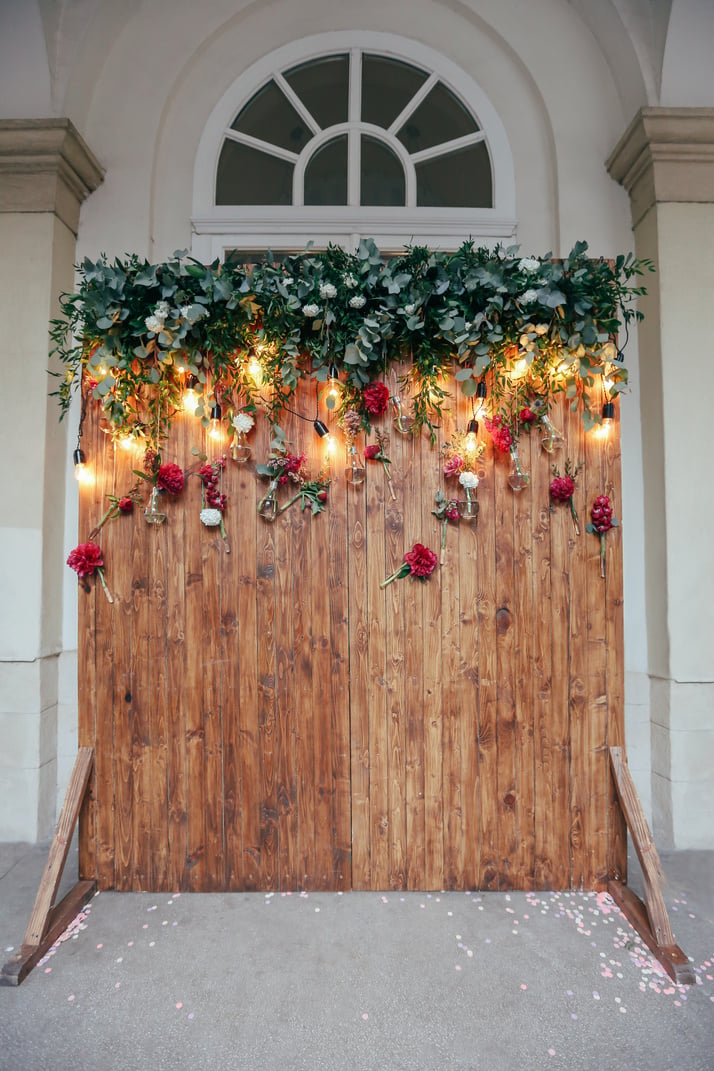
left=608, top=746, right=695, bottom=985
left=1, top=748, right=97, bottom=987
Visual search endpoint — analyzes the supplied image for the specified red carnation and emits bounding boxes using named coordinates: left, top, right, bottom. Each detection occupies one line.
left=550, top=475, right=575, bottom=502
left=67, top=541, right=103, bottom=579
left=520, top=407, right=537, bottom=424
left=156, top=462, right=184, bottom=495
left=381, top=541, right=438, bottom=588
left=363, top=381, right=390, bottom=417
left=587, top=494, right=619, bottom=578
left=364, top=444, right=381, bottom=460
left=484, top=415, right=513, bottom=453
left=118, top=497, right=133, bottom=513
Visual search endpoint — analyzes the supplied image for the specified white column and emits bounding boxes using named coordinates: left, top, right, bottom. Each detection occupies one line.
left=608, top=108, right=714, bottom=849
left=0, top=120, right=102, bottom=840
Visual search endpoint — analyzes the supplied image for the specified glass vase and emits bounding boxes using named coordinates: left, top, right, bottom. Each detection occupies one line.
left=460, top=489, right=479, bottom=523
left=391, top=396, right=414, bottom=436
left=257, top=479, right=279, bottom=522
left=540, top=414, right=565, bottom=454
left=144, top=486, right=166, bottom=525
left=507, top=443, right=530, bottom=492
left=230, top=431, right=252, bottom=464
left=345, top=445, right=365, bottom=486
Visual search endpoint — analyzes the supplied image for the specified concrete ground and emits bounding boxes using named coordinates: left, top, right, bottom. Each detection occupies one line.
left=0, top=843, right=712, bottom=1071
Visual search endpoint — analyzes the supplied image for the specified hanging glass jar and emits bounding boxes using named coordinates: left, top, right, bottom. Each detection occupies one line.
left=230, top=431, right=252, bottom=464
left=391, top=395, right=414, bottom=436
left=540, top=413, right=565, bottom=454
left=144, top=486, right=167, bottom=525
left=345, top=444, right=365, bottom=486
left=507, top=443, right=530, bottom=492
left=257, top=478, right=279, bottom=522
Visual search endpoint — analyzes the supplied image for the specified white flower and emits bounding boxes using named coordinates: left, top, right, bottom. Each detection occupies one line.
left=343, top=273, right=358, bottom=289
left=349, top=295, right=366, bottom=309
left=459, top=471, right=480, bottom=490
left=302, top=303, right=320, bottom=317
left=521, top=289, right=539, bottom=304
left=144, top=315, right=163, bottom=333
left=319, top=282, right=337, bottom=299
left=534, top=323, right=549, bottom=336
left=155, top=301, right=170, bottom=319
left=404, top=303, right=417, bottom=316
left=232, top=412, right=255, bottom=435
left=518, top=257, right=540, bottom=273
left=200, top=508, right=222, bottom=527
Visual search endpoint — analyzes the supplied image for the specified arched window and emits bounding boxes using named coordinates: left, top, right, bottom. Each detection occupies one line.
left=192, top=34, right=516, bottom=257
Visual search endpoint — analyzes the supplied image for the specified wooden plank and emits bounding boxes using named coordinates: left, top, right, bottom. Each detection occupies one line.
left=312, top=451, right=333, bottom=889
left=476, top=408, right=498, bottom=891
left=422, top=442, right=444, bottom=890
left=367, top=419, right=389, bottom=890
left=130, top=463, right=152, bottom=890
left=275, top=470, right=297, bottom=889
left=609, top=747, right=674, bottom=944
left=221, top=446, right=242, bottom=891
left=604, top=437, right=627, bottom=883
left=185, top=427, right=207, bottom=891
left=293, top=459, right=316, bottom=891
left=348, top=441, right=370, bottom=889
left=494, top=438, right=516, bottom=890
left=608, top=880, right=695, bottom=985
left=567, top=402, right=589, bottom=888
left=530, top=417, right=554, bottom=888
left=385, top=417, right=407, bottom=890
left=256, top=495, right=278, bottom=888
left=405, top=423, right=427, bottom=890
left=24, top=748, right=93, bottom=945
left=1, top=880, right=96, bottom=987
left=327, top=432, right=351, bottom=890
left=148, top=484, right=170, bottom=891
left=513, top=429, right=535, bottom=890
left=202, top=458, right=226, bottom=892
left=167, top=413, right=188, bottom=891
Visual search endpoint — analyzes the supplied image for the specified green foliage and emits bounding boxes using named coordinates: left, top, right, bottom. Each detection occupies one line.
left=49, top=240, right=651, bottom=449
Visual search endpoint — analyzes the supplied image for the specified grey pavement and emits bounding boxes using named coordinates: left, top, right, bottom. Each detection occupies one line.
left=0, top=841, right=712, bottom=1071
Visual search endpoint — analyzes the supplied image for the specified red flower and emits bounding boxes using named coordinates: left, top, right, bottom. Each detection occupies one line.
left=484, top=416, right=513, bottom=452
left=591, top=494, right=614, bottom=533
left=67, top=541, right=103, bottom=579
left=363, top=381, right=390, bottom=417
left=156, top=462, right=184, bottom=494
left=443, top=455, right=464, bottom=478
left=198, top=464, right=215, bottom=485
left=520, top=407, right=537, bottom=424
left=364, top=444, right=381, bottom=460
left=317, top=490, right=328, bottom=502
left=404, top=542, right=438, bottom=580
left=118, top=497, right=133, bottom=513
left=550, top=475, right=575, bottom=502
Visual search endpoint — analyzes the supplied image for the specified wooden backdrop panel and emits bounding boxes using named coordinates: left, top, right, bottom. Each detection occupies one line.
left=78, top=371, right=625, bottom=892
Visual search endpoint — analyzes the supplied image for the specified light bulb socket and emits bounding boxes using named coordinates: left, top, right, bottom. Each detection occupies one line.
left=314, top=419, right=329, bottom=438
left=73, top=448, right=85, bottom=468
left=467, top=419, right=479, bottom=436
left=476, top=380, right=487, bottom=400
left=601, top=401, right=615, bottom=422
left=185, top=374, right=198, bottom=390
left=210, top=403, right=222, bottom=421
left=328, top=362, right=339, bottom=380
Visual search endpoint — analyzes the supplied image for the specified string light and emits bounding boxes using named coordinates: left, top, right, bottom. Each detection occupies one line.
left=209, top=400, right=223, bottom=441
left=326, top=363, right=340, bottom=407
left=465, top=418, right=479, bottom=454
left=183, top=375, right=199, bottom=414
left=248, top=355, right=264, bottom=385
left=118, top=435, right=134, bottom=451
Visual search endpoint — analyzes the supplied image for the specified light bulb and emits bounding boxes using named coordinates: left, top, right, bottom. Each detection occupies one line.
left=118, top=435, right=134, bottom=451
left=73, top=448, right=93, bottom=484
left=209, top=402, right=223, bottom=441
left=326, top=363, right=340, bottom=407
left=465, top=419, right=479, bottom=454
left=475, top=379, right=488, bottom=417
left=325, top=433, right=336, bottom=455
left=602, top=400, right=615, bottom=425
left=183, top=375, right=199, bottom=414
left=248, top=356, right=263, bottom=385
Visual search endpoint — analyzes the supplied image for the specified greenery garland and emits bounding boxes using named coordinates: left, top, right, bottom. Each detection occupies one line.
left=50, top=239, right=651, bottom=450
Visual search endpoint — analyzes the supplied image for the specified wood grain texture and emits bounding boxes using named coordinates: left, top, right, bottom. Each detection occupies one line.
left=78, top=376, right=625, bottom=892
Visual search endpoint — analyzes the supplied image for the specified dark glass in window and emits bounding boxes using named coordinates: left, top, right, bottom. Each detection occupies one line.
left=216, top=141, right=293, bottom=205
left=304, top=135, right=348, bottom=205
left=416, top=142, right=492, bottom=208
left=360, top=136, right=405, bottom=206
left=231, top=80, right=311, bottom=153
left=284, top=54, right=349, bottom=129
left=361, top=54, right=428, bottom=129
left=397, top=82, right=479, bottom=154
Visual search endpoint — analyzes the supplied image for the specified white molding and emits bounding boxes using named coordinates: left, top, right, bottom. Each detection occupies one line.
left=192, top=31, right=516, bottom=251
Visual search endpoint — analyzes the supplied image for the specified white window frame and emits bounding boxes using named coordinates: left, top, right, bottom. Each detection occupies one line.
left=192, top=32, right=517, bottom=260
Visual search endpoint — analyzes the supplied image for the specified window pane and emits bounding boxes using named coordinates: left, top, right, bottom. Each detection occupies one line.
left=360, top=136, right=405, bottom=206
left=304, top=136, right=348, bottom=205
left=361, top=55, right=428, bottom=129
left=231, top=80, right=311, bottom=153
left=397, top=82, right=479, bottom=154
left=416, top=142, right=492, bottom=208
left=284, top=55, right=349, bottom=129
left=216, top=141, right=293, bottom=205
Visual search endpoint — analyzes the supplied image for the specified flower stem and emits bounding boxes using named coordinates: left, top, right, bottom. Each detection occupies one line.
left=380, top=563, right=408, bottom=589
left=258, top=478, right=279, bottom=511
left=382, top=460, right=396, bottom=500
left=570, top=498, right=581, bottom=536
left=440, top=519, right=447, bottom=565
left=88, top=504, right=117, bottom=542
left=600, top=533, right=606, bottom=579
left=279, top=491, right=301, bottom=514
left=96, top=567, right=114, bottom=604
